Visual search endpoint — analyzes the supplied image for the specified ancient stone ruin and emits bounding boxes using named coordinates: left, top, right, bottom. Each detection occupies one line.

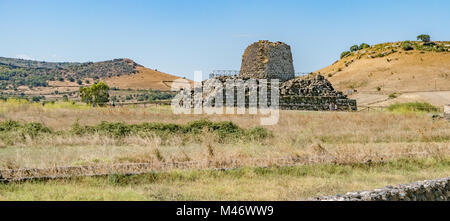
left=279, top=73, right=356, bottom=111
left=179, top=40, right=357, bottom=111
left=240, top=40, right=295, bottom=82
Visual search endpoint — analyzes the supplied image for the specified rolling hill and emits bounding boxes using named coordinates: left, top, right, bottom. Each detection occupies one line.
left=0, top=57, right=187, bottom=92
left=316, top=41, right=450, bottom=107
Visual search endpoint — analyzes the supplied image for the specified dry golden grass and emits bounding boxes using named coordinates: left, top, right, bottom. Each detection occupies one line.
left=320, top=43, right=450, bottom=93
left=0, top=101, right=449, bottom=172
left=0, top=101, right=449, bottom=200
left=0, top=157, right=448, bottom=201
left=104, top=66, right=191, bottom=91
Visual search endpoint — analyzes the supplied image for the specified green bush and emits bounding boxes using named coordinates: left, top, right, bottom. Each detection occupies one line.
left=388, top=93, right=398, bottom=99
left=340, top=51, right=351, bottom=59
left=402, top=42, right=414, bottom=51
left=0, top=120, right=52, bottom=138
left=359, top=43, right=370, bottom=49
left=70, top=120, right=271, bottom=143
left=32, top=96, right=43, bottom=102
left=350, top=45, right=359, bottom=52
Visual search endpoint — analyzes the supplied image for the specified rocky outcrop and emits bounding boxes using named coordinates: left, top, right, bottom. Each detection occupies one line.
left=240, top=40, right=295, bottom=82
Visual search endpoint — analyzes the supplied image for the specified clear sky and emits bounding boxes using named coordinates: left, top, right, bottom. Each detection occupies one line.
left=1, top=0, right=449, bottom=79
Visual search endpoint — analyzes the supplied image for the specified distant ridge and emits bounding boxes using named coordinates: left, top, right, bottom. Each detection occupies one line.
left=0, top=57, right=187, bottom=91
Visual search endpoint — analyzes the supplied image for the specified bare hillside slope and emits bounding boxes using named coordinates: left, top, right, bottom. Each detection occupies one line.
left=317, top=41, right=450, bottom=107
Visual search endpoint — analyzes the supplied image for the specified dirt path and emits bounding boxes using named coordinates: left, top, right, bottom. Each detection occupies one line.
left=352, top=91, right=450, bottom=107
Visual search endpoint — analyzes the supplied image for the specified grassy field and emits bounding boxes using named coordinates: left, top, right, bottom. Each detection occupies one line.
left=0, top=100, right=449, bottom=200
left=0, top=157, right=448, bottom=201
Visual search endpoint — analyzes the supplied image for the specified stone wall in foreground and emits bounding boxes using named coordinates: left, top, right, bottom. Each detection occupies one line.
left=314, top=177, right=450, bottom=201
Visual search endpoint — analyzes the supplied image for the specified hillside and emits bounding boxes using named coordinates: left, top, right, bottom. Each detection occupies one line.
left=104, top=66, right=186, bottom=91
left=0, top=57, right=187, bottom=91
left=316, top=41, right=450, bottom=107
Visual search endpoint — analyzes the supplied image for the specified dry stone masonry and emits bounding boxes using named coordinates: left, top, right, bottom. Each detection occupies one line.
left=240, top=40, right=295, bottom=82
left=314, top=177, right=450, bottom=201
left=279, top=73, right=356, bottom=111
left=180, top=40, right=357, bottom=111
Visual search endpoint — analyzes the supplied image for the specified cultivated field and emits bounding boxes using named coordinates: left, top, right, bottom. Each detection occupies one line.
left=0, top=100, right=449, bottom=200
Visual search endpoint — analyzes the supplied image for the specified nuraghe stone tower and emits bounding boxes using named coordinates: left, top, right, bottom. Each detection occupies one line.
left=240, top=40, right=295, bottom=81
left=178, top=40, right=357, bottom=112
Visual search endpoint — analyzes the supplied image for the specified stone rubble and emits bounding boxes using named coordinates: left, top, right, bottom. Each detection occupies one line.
left=313, top=177, right=450, bottom=201
left=280, top=74, right=347, bottom=98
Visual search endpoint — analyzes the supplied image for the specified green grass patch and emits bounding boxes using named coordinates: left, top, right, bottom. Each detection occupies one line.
left=387, top=102, right=439, bottom=113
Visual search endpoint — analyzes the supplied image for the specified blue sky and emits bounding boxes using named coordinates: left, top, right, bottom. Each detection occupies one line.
left=1, top=0, right=449, bottom=79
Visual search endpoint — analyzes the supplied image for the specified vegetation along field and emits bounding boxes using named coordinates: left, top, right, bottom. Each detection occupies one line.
left=0, top=99, right=448, bottom=200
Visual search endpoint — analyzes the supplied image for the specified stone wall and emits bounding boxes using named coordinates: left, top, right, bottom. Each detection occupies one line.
left=281, top=96, right=357, bottom=111
left=240, top=40, right=295, bottom=82
left=180, top=77, right=357, bottom=111
left=314, top=177, right=450, bottom=201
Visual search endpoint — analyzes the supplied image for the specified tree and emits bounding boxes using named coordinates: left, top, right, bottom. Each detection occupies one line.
left=62, top=95, right=69, bottom=102
left=350, top=45, right=360, bottom=52
left=417, top=34, right=431, bottom=42
left=79, top=81, right=110, bottom=106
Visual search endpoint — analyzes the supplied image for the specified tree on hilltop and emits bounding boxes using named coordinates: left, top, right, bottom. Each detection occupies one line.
left=417, top=34, right=431, bottom=42
left=359, top=43, right=370, bottom=49
left=350, top=45, right=360, bottom=52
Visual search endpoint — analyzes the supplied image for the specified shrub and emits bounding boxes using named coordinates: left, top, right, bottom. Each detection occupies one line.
left=388, top=93, right=397, bottom=99
left=0, top=120, right=52, bottom=138
left=402, top=42, right=414, bottom=51
left=62, top=95, right=69, bottom=102
left=350, top=45, right=360, bottom=52
left=32, top=96, right=42, bottom=102
left=340, top=51, right=351, bottom=59
left=360, top=43, right=370, bottom=49
left=69, top=120, right=271, bottom=143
